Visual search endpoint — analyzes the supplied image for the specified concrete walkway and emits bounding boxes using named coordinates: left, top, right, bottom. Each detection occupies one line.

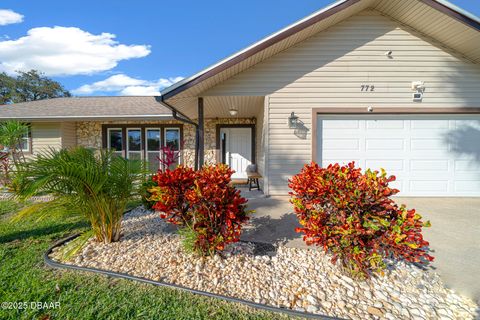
left=242, top=195, right=480, bottom=302
left=397, top=198, right=480, bottom=303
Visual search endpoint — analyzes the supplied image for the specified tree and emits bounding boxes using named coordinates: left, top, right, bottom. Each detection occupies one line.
left=0, top=73, right=16, bottom=105
left=0, top=70, right=71, bottom=104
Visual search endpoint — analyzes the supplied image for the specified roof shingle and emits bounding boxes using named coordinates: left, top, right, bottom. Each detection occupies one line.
left=0, top=96, right=173, bottom=120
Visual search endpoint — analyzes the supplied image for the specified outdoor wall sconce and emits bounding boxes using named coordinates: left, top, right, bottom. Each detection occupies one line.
left=288, top=112, right=299, bottom=128
left=229, top=106, right=238, bottom=116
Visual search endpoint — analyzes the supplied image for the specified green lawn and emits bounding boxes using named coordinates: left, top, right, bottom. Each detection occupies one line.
left=0, top=200, right=289, bottom=320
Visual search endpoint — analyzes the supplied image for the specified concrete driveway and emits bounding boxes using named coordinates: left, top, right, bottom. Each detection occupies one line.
left=242, top=196, right=480, bottom=302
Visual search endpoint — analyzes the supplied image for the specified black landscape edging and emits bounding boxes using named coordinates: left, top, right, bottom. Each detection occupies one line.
left=44, top=233, right=344, bottom=320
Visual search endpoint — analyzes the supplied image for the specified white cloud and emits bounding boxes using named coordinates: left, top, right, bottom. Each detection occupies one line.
left=72, top=74, right=146, bottom=94
left=72, top=74, right=183, bottom=96
left=0, top=26, right=151, bottom=76
left=0, top=9, right=23, bottom=26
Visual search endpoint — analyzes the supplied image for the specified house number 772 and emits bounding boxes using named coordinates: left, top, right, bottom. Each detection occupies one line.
left=360, top=85, right=375, bottom=92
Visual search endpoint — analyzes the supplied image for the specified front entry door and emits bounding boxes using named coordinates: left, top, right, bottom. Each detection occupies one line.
left=220, top=127, right=252, bottom=179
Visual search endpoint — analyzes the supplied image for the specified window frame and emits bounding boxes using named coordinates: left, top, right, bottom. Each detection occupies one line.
left=164, top=127, right=181, bottom=150
left=126, top=127, right=143, bottom=160
left=145, top=127, right=162, bottom=171
left=19, top=124, right=32, bottom=153
left=163, top=127, right=181, bottom=169
left=107, top=127, right=124, bottom=157
left=102, top=124, right=183, bottom=169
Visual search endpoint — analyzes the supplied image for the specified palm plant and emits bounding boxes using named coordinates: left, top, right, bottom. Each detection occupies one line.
left=0, top=120, right=29, bottom=166
left=14, top=147, right=144, bottom=244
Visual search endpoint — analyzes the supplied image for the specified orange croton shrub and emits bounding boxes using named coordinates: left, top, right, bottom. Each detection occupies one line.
left=289, top=162, right=433, bottom=278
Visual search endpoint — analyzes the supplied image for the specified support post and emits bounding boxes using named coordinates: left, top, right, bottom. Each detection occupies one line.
left=198, top=97, right=205, bottom=168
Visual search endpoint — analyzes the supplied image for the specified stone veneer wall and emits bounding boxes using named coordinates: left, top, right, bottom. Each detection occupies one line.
left=76, top=118, right=256, bottom=168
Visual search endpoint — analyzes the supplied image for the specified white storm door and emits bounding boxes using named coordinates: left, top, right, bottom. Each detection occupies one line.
left=220, top=128, right=252, bottom=179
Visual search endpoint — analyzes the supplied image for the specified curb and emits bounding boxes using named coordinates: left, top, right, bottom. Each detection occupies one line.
left=44, top=233, right=344, bottom=320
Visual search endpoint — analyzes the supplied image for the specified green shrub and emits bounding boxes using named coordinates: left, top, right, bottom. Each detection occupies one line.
left=139, top=179, right=157, bottom=210
left=13, top=147, right=144, bottom=243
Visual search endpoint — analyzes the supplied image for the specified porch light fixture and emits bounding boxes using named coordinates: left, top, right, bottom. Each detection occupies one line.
left=288, top=112, right=299, bottom=128
left=229, top=106, right=238, bottom=116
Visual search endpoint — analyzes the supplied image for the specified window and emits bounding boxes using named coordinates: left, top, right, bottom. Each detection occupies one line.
left=18, top=126, right=31, bottom=152
left=103, top=125, right=182, bottom=171
left=127, top=128, right=142, bottom=160
left=165, top=128, right=180, bottom=151
left=164, top=128, right=181, bottom=169
left=146, top=128, right=161, bottom=171
left=107, top=128, right=123, bottom=157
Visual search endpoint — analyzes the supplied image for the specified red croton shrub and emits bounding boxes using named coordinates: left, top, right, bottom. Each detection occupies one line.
left=289, top=161, right=433, bottom=278
left=150, top=165, right=196, bottom=226
left=149, top=164, right=250, bottom=256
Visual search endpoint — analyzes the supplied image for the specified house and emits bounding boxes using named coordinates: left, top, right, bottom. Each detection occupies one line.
left=2, top=0, right=480, bottom=196
left=0, top=96, right=193, bottom=172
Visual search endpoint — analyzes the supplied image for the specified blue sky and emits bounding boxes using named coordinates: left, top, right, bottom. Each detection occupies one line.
left=0, top=0, right=478, bottom=95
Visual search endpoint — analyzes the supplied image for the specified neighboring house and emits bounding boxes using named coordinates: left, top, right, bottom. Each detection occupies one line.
left=2, top=0, right=480, bottom=197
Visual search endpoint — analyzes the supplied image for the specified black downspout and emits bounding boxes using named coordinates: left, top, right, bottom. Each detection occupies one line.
left=197, top=97, right=205, bottom=168
left=156, top=96, right=199, bottom=170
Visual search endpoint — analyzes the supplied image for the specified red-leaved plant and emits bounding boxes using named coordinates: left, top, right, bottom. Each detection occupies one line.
left=141, top=143, right=183, bottom=210
left=157, top=144, right=182, bottom=171
left=151, top=165, right=196, bottom=225
left=186, top=165, right=250, bottom=254
left=149, top=164, right=250, bottom=256
left=289, top=162, right=433, bottom=278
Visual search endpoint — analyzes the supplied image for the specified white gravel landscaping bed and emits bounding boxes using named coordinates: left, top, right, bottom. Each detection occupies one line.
left=51, top=207, right=478, bottom=320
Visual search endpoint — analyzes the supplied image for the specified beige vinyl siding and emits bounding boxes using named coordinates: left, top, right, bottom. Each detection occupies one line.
left=60, top=122, right=77, bottom=149
left=168, top=0, right=480, bottom=109
left=31, top=123, right=62, bottom=154
left=30, top=122, right=77, bottom=155
left=204, top=10, right=480, bottom=195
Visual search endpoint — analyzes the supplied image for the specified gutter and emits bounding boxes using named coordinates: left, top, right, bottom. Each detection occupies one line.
left=155, top=96, right=199, bottom=170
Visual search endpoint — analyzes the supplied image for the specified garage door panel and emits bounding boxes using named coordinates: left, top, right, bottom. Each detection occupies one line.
left=366, top=120, right=405, bottom=129
left=410, top=180, right=449, bottom=193
left=365, top=160, right=404, bottom=171
left=411, top=120, right=450, bottom=129
left=318, top=116, right=480, bottom=196
left=322, top=159, right=361, bottom=167
left=410, top=160, right=449, bottom=171
left=455, top=181, right=480, bottom=193
left=323, top=120, right=360, bottom=129
left=454, top=120, right=480, bottom=129
left=366, top=139, right=404, bottom=150
left=411, top=139, right=449, bottom=151
left=454, top=160, right=480, bottom=172
left=322, top=131, right=362, bottom=138
left=323, top=139, right=360, bottom=150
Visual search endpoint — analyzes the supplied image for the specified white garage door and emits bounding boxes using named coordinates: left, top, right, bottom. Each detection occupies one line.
left=317, top=115, right=480, bottom=196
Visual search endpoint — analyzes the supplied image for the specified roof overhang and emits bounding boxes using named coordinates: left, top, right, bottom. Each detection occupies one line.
left=0, top=115, right=174, bottom=122
left=161, top=0, right=480, bottom=105
left=161, top=0, right=361, bottom=100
